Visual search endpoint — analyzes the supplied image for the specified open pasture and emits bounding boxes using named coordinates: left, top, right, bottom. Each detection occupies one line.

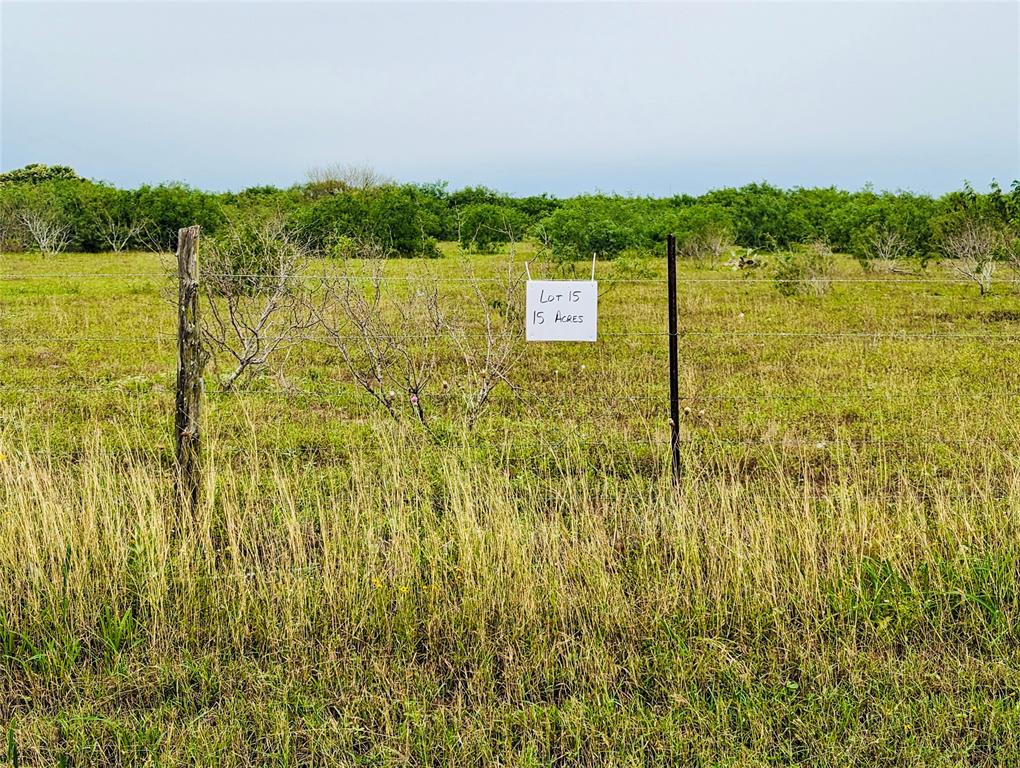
left=2, top=247, right=1020, bottom=765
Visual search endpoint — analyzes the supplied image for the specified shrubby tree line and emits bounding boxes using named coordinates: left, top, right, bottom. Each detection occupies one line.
left=1, top=162, right=1017, bottom=273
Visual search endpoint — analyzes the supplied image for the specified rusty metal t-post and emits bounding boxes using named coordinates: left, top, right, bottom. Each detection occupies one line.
left=175, top=225, right=203, bottom=515
left=667, top=233, right=681, bottom=486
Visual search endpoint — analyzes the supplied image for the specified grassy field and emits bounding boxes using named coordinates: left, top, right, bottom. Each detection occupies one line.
left=2, top=245, right=1020, bottom=765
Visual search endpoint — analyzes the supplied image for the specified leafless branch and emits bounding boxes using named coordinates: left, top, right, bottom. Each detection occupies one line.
left=679, top=224, right=732, bottom=267
left=18, top=207, right=70, bottom=255
left=95, top=207, right=149, bottom=253
left=310, top=242, right=443, bottom=425
left=202, top=212, right=314, bottom=390
left=436, top=232, right=527, bottom=426
left=942, top=218, right=1005, bottom=296
left=304, top=163, right=393, bottom=197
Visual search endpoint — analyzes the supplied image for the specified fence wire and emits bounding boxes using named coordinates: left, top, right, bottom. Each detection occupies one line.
left=0, top=271, right=1003, bottom=284
left=7, top=329, right=1020, bottom=344
left=2, top=267, right=1019, bottom=466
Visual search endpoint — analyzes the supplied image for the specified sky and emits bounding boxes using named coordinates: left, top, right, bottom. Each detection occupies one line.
left=1, top=0, right=1017, bottom=196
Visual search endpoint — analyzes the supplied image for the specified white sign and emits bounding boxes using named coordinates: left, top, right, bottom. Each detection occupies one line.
left=526, top=280, right=598, bottom=342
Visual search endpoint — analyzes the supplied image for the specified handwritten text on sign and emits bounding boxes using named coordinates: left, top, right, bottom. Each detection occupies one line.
left=525, top=280, right=598, bottom=342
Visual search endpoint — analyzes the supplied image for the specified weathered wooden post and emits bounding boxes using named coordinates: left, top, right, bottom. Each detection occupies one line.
left=175, top=225, right=203, bottom=515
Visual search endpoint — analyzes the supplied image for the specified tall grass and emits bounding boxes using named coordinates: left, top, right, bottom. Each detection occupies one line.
left=3, top=423, right=1019, bottom=764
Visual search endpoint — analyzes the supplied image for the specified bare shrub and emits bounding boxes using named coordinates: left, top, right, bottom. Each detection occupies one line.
left=772, top=240, right=835, bottom=296
left=941, top=218, right=1006, bottom=296
left=95, top=207, right=149, bottom=253
left=1003, top=232, right=1020, bottom=287
left=311, top=236, right=525, bottom=428
left=304, top=163, right=393, bottom=197
left=202, top=212, right=314, bottom=391
left=18, top=206, right=70, bottom=255
left=433, top=252, right=526, bottom=427
left=678, top=223, right=732, bottom=267
left=857, top=225, right=912, bottom=273
left=311, top=245, right=444, bottom=424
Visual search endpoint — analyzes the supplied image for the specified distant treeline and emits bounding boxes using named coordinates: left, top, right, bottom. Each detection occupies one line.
left=1, top=163, right=1017, bottom=261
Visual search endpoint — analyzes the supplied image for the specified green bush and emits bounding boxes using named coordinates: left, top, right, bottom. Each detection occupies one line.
left=457, top=204, right=528, bottom=251
left=362, top=185, right=444, bottom=257
left=538, top=201, right=636, bottom=260
left=701, top=183, right=813, bottom=249
left=294, top=184, right=443, bottom=258
left=660, top=204, right=733, bottom=262
left=0, top=180, right=99, bottom=252
left=132, top=183, right=226, bottom=251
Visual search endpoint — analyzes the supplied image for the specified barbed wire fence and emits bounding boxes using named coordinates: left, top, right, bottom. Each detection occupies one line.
left=6, top=227, right=1020, bottom=768
left=3, top=226, right=1020, bottom=512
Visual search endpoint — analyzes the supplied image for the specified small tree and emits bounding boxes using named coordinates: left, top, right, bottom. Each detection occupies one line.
left=941, top=217, right=1005, bottom=296
left=854, top=224, right=911, bottom=272
left=0, top=163, right=82, bottom=185
left=18, top=206, right=71, bottom=255
left=678, top=222, right=732, bottom=265
left=202, top=211, right=313, bottom=390
left=312, top=237, right=525, bottom=428
left=311, top=245, right=444, bottom=424
left=537, top=203, right=634, bottom=263
left=1002, top=231, right=1020, bottom=287
left=435, top=245, right=526, bottom=426
left=96, top=209, right=148, bottom=253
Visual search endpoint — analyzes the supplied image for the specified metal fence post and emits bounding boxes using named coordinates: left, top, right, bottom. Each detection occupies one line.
left=667, top=233, right=681, bottom=486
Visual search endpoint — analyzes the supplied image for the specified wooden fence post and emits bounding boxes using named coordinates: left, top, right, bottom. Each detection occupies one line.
left=175, top=225, right=203, bottom=515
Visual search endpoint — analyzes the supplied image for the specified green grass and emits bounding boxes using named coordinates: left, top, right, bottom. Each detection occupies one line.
left=1, top=246, right=1020, bottom=765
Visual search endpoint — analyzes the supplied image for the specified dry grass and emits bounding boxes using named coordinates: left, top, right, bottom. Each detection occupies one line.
left=2, top=423, right=1020, bottom=764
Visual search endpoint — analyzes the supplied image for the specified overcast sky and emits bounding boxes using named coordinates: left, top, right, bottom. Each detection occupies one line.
left=1, top=1, right=1017, bottom=195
